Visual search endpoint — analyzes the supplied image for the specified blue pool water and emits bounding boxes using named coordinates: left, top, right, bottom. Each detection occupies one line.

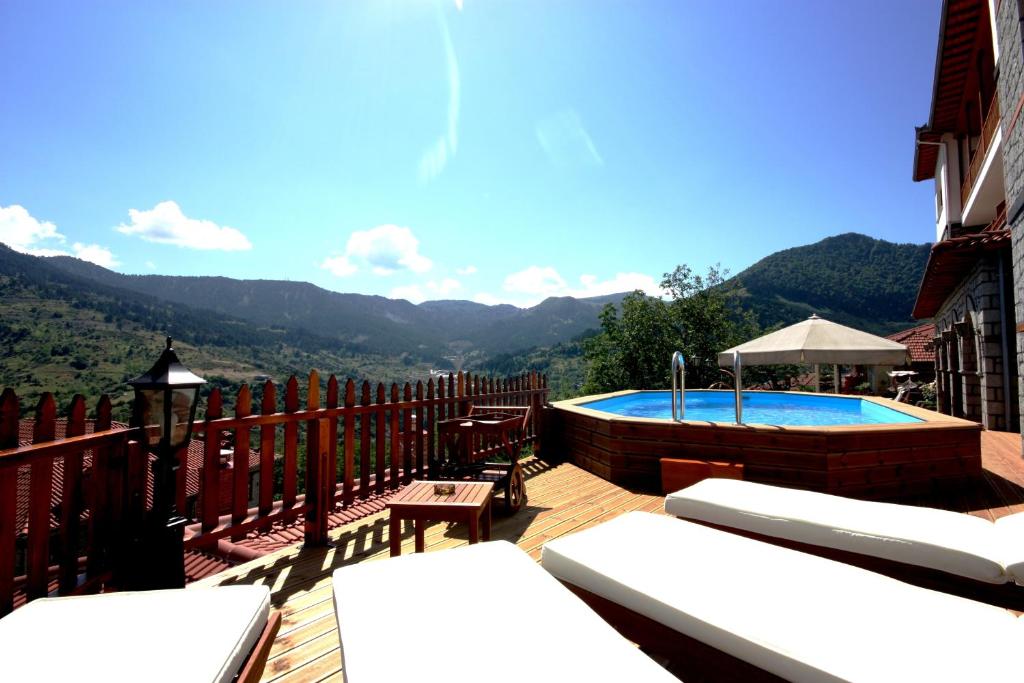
left=580, top=391, right=922, bottom=426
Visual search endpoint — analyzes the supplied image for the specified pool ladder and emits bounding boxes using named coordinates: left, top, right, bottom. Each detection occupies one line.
left=671, top=351, right=686, bottom=422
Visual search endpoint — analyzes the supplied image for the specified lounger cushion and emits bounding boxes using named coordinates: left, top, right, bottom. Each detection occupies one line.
left=332, top=540, right=678, bottom=683
left=665, top=477, right=1008, bottom=583
left=0, top=585, right=270, bottom=682
left=995, top=511, right=1024, bottom=585
left=541, top=512, right=1024, bottom=683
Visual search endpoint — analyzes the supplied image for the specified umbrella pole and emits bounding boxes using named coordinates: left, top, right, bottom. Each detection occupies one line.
left=833, top=364, right=840, bottom=394
left=814, top=364, right=820, bottom=393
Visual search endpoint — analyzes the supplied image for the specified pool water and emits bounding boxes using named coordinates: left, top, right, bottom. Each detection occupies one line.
left=581, top=391, right=921, bottom=426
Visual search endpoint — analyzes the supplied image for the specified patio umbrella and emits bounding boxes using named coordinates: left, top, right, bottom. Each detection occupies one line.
left=717, top=314, right=909, bottom=393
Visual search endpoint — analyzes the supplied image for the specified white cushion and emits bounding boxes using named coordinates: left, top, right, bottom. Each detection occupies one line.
left=665, top=478, right=1009, bottom=583
left=541, top=512, right=1024, bottom=683
left=332, top=541, right=678, bottom=683
left=995, top=511, right=1024, bottom=585
left=0, top=585, right=270, bottom=683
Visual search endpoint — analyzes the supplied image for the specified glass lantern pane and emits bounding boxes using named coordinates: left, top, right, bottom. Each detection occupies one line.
left=169, top=387, right=198, bottom=449
left=139, top=389, right=165, bottom=448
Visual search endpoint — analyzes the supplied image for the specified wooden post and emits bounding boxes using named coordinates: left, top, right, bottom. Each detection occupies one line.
left=305, top=371, right=322, bottom=527
left=426, top=379, right=436, bottom=479
left=87, top=396, right=113, bottom=584
left=342, top=379, right=355, bottom=507
left=415, top=381, right=425, bottom=477
left=375, top=384, right=386, bottom=495
left=326, top=376, right=340, bottom=509
left=283, top=377, right=300, bottom=509
left=389, top=384, right=400, bottom=489
left=201, top=389, right=223, bottom=532
left=232, top=384, right=253, bottom=539
left=814, top=364, right=821, bottom=393
left=259, top=381, right=277, bottom=517
left=0, top=389, right=19, bottom=616
left=359, top=381, right=372, bottom=499
left=304, top=418, right=330, bottom=547
left=834, top=364, right=840, bottom=394
left=402, top=383, right=413, bottom=481
left=58, top=395, right=86, bottom=594
left=27, top=394, right=56, bottom=600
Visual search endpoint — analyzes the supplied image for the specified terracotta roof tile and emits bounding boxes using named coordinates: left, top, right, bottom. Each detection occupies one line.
left=886, top=323, right=935, bottom=364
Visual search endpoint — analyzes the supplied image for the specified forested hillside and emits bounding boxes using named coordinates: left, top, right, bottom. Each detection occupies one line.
left=726, top=233, right=929, bottom=334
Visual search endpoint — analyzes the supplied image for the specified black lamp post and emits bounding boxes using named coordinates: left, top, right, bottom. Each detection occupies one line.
left=128, top=336, right=206, bottom=589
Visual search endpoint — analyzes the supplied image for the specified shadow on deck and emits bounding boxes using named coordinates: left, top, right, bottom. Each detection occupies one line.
left=192, top=430, right=1024, bottom=682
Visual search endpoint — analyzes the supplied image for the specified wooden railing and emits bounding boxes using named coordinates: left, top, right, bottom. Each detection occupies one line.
left=0, top=371, right=548, bottom=616
left=961, top=92, right=1001, bottom=209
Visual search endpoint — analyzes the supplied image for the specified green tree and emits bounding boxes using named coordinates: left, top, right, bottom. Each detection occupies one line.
left=583, top=292, right=677, bottom=392
left=583, top=264, right=762, bottom=393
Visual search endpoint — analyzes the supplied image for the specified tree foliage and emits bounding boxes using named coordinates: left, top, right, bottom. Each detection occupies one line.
left=582, top=264, right=762, bottom=393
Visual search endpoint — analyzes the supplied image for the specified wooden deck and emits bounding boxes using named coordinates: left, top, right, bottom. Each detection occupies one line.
left=191, top=455, right=663, bottom=682
left=192, top=431, right=1024, bottom=683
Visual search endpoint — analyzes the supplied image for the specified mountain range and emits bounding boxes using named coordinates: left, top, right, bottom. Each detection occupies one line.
left=0, top=232, right=931, bottom=410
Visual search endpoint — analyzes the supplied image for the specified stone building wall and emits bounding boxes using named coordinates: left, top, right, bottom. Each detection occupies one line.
left=996, top=0, right=1024, bottom=441
left=933, top=256, right=1010, bottom=430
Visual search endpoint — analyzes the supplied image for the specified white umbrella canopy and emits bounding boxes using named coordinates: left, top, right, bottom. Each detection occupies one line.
left=717, top=314, right=909, bottom=366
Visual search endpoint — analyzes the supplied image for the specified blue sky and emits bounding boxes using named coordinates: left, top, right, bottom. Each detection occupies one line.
left=0, top=1, right=940, bottom=307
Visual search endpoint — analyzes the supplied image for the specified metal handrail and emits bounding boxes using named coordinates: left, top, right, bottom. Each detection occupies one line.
left=733, top=351, right=743, bottom=424
left=671, top=351, right=686, bottom=422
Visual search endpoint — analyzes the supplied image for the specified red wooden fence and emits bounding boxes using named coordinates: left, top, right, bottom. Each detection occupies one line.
left=0, top=371, right=548, bottom=616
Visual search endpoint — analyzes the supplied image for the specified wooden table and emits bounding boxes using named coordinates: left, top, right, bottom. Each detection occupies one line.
left=387, top=481, right=493, bottom=557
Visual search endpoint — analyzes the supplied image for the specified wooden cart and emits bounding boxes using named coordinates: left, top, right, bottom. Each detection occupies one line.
left=435, top=405, right=531, bottom=513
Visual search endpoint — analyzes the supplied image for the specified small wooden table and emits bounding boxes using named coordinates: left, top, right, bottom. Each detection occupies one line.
left=387, top=481, right=493, bottom=557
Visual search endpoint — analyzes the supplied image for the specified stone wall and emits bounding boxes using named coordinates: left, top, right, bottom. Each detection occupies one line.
left=933, top=256, right=1011, bottom=430
left=996, top=0, right=1024, bottom=442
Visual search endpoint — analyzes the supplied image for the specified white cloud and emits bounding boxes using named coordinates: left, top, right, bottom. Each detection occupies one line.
left=116, top=200, right=252, bottom=251
left=503, top=266, right=567, bottom=297
left=0, top=204, right=63, bottom=250
left=390, top=278, right=462, bottom=304
left=321, top=224, right=432, bottom=277
left=428, top=278, right=461, bottom=295
left=0, top=204, right=119, bottom=267
left=145, top=260, right=157, bottom=270
left=390, top=284, right=426, bottom=303
left=456, top=265, right=477, bottom=275
left=70, top=243, right=118, bottom=268
left=472, top=292, right=502, bottom=306
left=500, top=265, right=662, bottom=306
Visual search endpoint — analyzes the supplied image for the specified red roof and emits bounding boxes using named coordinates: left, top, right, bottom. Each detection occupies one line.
left=912, top=229, right=1011, bottom=319
left=886, top=323, right=935, bottom=364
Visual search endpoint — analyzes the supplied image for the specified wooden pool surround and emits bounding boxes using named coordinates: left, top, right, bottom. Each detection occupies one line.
left=550, top=390, right=982, bottom=500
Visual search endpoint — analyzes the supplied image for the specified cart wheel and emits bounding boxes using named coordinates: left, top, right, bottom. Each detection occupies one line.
left=504, top=463, right=525, bottom=513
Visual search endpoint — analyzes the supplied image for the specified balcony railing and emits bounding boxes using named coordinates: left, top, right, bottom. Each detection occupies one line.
left=0, top=370, right=548, bottom=616
left=961, top=93, right=1001, bottom=210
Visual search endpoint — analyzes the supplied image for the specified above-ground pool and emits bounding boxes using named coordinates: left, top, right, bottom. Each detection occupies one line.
left=552, top=390, right=981, bottom=500
left=581, top=390, right=922, bottom=427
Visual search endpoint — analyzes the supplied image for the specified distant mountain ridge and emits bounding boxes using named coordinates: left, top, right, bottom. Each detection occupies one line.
left=41, top=255, right=626, bottom=360
left=725, top=233, right=930, bottom=335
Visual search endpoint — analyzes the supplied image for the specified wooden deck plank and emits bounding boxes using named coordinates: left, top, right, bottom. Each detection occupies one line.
left=184, top=434, right=1024, bottom=682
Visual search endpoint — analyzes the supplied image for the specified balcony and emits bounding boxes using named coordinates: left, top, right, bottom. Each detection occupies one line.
left=960, top=93, right=1005, bottom=226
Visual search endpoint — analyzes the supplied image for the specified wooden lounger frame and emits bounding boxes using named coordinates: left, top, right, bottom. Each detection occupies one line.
left=562, top=583, right=787, bottom=683
left=679, top=517, right=1024, bottom=611
left=238, top=610, right=282, bottom=683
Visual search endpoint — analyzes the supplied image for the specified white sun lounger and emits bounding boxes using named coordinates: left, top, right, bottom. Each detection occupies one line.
left=0, top=585, right=278, bottom=683
left=331, top=541, right=680, bottom=683
left=541, top=512, right=1024, bottom=683
left=664, top=477, right=1024, bottom=608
